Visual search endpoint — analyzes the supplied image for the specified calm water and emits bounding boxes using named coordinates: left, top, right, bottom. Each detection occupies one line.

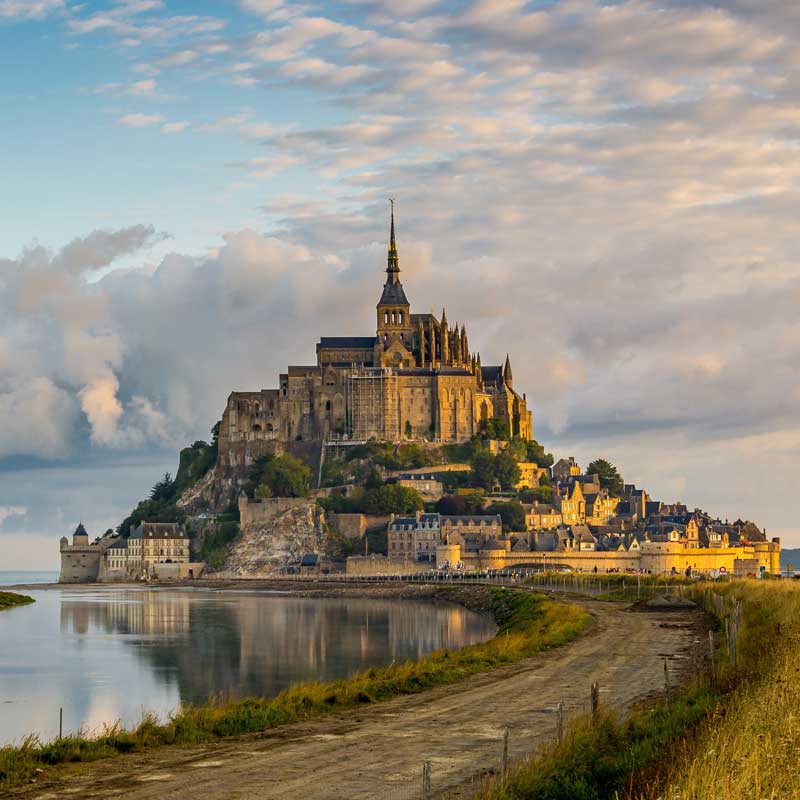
left=0, top=586, right=495, bottom=745
left=0, top=571, right=59, bottom=586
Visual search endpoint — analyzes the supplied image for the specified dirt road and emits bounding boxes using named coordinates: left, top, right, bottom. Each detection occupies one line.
left=14, top=600, right=700, bottom=800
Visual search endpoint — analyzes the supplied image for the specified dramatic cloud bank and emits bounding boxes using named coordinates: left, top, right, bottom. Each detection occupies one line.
left=2, top=0, right=799, bottom=561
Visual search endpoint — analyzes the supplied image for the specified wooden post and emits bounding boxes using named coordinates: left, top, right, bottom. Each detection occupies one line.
left=709, top=630, right=715, bottom=681
left=556, top=701, right=564, bottom=743
left=502, top=726, right=509, bottom=777
left=59, top=707, right=63, bottom=739
left=590, top=682, right=599, bottom=719
left=664, top=656, right=670, bottom=701
left=422, top=760, right=431, bottom=800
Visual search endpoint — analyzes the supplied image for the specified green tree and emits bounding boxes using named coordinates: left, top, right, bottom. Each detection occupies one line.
left=149, top=473, right=175, bottom=503
left=362, top=484, right=423, bottom=515
left=470, top=449, right=496, bottom=490
left=485, top=418, right=510, bottom=441
left=533, top=486, right=554, bottom=504
left=526, top=439, right=554, bottom=468
left=364, top=466, right=383, bottom=490
left=404, top=420, right=413, bottom=439
left=507, top=436, right=528, bottom=462
left=495, top=451, right=521, bottom=490
left=586, top=458, right=624, bottom=497
left=486, top=501, right=527, bottom=533
left=258, top=454, right=311, bottom=498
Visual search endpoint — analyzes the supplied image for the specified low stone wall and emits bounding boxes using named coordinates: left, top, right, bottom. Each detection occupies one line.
left=239, top=496, right=312, bottom=528
left=346, top=555, right=431, bottom=576
left=148, top=562, right=206, bottom=580
left=329, top=512, right=367, bottom=540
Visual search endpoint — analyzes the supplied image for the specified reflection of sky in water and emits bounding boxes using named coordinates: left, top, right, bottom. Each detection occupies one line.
left=0, top=588, right=496, bottom=745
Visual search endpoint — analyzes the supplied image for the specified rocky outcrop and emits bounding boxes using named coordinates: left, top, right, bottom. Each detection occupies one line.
left=216, top=499, right=328, bottom=577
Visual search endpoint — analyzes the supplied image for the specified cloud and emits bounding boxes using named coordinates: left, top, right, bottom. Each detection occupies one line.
left=116, top=112, right=165, bottom=127
left=161, top=121, right=191, bottom=133
left=0, top=506, right=27, bottom=526
left=0, top=0, right=63, bottom=20
left=0, top=226, right=166, bottom=459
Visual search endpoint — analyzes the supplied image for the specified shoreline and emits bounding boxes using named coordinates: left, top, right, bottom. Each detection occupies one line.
left=0, top=578, right=506, bottom=620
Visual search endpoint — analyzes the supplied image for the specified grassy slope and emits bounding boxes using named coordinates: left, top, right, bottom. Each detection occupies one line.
left=0, top=588, right=589, bottom=789
left=476, top=579, right=800, bottom=800
left=642, top=581, right=800, bottom=800
left=0, top=592, right=35, bottom=610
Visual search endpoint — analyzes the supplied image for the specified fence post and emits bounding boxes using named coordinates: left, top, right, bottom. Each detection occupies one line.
left=708, top=630, right=715, bottom=681
left=59, top=707, right=63, bottom=739
left=502, top=726, right=509, bottom=777
left=556, top=701, right=563, bottom=743
left=590, top=682, right=599, bottom=720
left=421, top=760, right=431, bottom=800
left=664, top=656, right=670, bottom=701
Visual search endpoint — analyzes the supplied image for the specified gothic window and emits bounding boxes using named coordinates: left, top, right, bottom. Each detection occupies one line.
left=391, top=311, right=396, bottom=324
left=398, top=311, right=404, bottom=325
left=253, top=424, right=262, bottom=432
left=384, top=311, right=389, bottom=324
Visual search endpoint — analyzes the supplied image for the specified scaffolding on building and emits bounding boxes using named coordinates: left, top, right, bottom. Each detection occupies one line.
left=346, top=367, right=400, bottom=441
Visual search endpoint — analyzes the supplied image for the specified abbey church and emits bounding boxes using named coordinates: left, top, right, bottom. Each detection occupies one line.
left=217, top=210, right=533, bottom=467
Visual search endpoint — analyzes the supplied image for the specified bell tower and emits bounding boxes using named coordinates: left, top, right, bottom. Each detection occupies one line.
left=376, top=199, right=412, bottom=347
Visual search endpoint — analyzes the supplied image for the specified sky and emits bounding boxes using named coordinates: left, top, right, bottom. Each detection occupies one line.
left=1, top=0, right=799, bottom=569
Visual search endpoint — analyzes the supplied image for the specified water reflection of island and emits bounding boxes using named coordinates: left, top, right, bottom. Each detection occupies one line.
left=59, top=591, right=495, bottom=707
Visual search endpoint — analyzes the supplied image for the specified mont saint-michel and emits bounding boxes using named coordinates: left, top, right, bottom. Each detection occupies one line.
left=55, top=213, right=780, bottom=588
left=217, top=206, right=532, bottom=467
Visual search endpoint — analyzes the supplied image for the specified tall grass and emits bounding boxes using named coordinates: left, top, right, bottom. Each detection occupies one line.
left=0, top=588, right=589, bottom=789
left=0, top=591, right=34, bottom=610
left=640, top=581, right=800, bottom=800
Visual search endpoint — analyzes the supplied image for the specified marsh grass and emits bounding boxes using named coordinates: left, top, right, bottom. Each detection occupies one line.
left=0, top=588, right=589, bottom=789
left=0, top=591, right=35, bottom=610
left=476, top=687, right=720, bottom=800
left=638, top=581, right=800, bottom=800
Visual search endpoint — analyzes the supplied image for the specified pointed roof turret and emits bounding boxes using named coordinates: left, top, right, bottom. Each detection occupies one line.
left=503, top=354, right=513, bottom=386
left=378, top=199, right=409, bottom=306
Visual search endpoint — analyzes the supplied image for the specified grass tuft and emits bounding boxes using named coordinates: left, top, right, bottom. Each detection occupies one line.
left=0, top=592, right=35, bottom=611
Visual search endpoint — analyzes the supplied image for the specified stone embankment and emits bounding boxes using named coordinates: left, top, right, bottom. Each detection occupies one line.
left=215, top=499, right=327, bottom=578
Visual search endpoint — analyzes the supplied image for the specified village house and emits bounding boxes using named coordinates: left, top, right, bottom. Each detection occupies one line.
left=523, top=503, right=563, bottom=530
left=127, top=522, right=190, bottom=570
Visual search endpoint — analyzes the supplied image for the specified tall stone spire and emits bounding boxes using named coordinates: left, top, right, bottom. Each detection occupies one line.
left=418, top=318, right=425, bottom=366
left=503, top=354, right=513, bottom=387
left=387, top=198, right=399, bottom=283
left=440, top=308, right=449, bottom=364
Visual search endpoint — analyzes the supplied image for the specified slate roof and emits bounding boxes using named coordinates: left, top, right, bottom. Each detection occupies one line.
left=73, top=523, right=89, bottom=538
left=378, top=280, right=409, bottom=305
left=481, top=366, right=503, bottom=384
left=108, top=538, right=128, bottom=551
left=317, top=337, right=377, bottom=350
left=130, top=522, right=185, bottom=540
left=441, top=515, right=502, bottom=525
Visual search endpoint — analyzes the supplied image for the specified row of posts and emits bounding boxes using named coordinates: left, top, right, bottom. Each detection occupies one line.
left=420, top=681, right=602, bottom=799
